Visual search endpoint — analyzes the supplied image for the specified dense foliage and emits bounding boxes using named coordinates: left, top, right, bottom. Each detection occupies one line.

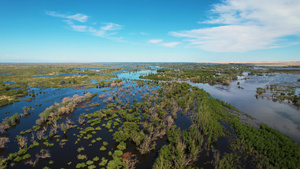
left=141, top=65, right=242, bottom=85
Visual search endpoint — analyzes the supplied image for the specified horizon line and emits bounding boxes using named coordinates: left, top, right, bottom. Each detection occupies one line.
left=0, top=60, right=300, bottom=64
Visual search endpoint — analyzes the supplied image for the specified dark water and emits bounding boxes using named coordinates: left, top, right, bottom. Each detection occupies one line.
left=0, top=68, right=299, bottom=169
left=106, top=70, right=300, bottom=143
left=0, top=77, right=191, bottom=169
left=37, top=73, right=49, bottom=75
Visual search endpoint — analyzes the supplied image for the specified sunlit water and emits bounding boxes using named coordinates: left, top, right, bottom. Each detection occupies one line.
left=0, top=68, right=299, bottom=168
left=190, top=73, right=300, bottom=144
left=115, top=69, right=300, bottom=143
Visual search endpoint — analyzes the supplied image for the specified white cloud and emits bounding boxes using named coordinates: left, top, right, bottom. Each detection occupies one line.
left=170, top=0, right=300, bottom=52
left=87, top=23, right=122, bottom=37
left=161, top=42, right=180, bottom=48
left=67, top=13, right=88, bottom=23
left=46, top=11, right=88, bottom=22
left=70, top=25, right=87, bottom=32
left=148, top=39, right=180, bottom=47
left=88, top=27, right=106, bottom=37
left=149, top=39, right=163, bottom=44
left=63, top=20, right=73, bottom=25
left=47, top=11, right=123, bottom=40
left=101, top=23, right=122, bottom=31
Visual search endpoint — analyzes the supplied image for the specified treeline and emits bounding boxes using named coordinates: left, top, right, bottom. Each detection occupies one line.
left=0, top=83, right=29, bottom=107
left=140, top=66, right=240, bottom=85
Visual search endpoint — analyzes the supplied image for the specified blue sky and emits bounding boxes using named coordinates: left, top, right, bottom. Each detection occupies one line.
left=0, top=0, right=299, bottom=62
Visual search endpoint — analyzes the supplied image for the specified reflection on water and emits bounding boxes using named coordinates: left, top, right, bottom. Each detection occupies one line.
left=191, top=73, right=300, bottom=144
left=0, top=67, right=299, bottom=169
left=117, top=70, right=157, bottom=80
left=112, top=70, right=300, bottom=143
left=1, top=69, right=299, bottom=146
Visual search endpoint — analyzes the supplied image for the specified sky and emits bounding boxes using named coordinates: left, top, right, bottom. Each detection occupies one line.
left=0, top=0, right=300, bottom=62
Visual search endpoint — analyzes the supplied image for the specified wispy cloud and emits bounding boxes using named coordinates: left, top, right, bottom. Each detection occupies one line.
left=101, top=23, right=122, bottom=31
left=148, top=39, right=180, bottom=48
left=47, top=11, right=124, bottom=40
left=162, top=42, right=180, bottom=48
left=148, top=39, right=163, bottom=44
left=70, top=25, right=87, bottom=32
left=170, top=0, right=300, bottom=52
left=71, top=22, right=123, bottom=39
left=46, top=11, right=88, bottom=22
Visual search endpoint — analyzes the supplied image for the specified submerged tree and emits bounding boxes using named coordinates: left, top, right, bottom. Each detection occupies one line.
left=16, top=136, right=28, bottom=149
left=60, top=123, right=68, bottom=134
left=0, top=137, right=9, bottom=148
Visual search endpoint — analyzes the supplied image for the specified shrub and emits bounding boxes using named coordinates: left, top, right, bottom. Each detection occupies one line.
left=86, top=160, right=93, bottom=165
left=117, top=142, right=126, bottom=151
left=14, top=156, right=22, bottom=162
left=112, top=150, right=123, bottom=158
left=103, top=141, right=108, bottom=146
left=77, top=147, right=84, bottom=153
left=93, top=156, right=99, bottom=162
left=99, top=146, right=106, bottom=151
left=22, top=153, right=31, bottom=160
left=99, top=157, right=108, bottom=166
left=88, top=165, right=96, bottom=169
left=77, top=154, right=87, bottom=160
left=106, top=158, right=123, bottom=169
left=76, top=162, right=87, bottom=168
left=25, top=129, right=32, bottom=133
left=0, top=137, right=9, bottom=148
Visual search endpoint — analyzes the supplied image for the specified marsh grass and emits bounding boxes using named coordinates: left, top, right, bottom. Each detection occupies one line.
left=0, top=64, right=299, bottom=169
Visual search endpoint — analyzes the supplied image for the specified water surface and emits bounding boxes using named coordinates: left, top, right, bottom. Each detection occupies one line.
left=191, top=73, right=300, bottom=143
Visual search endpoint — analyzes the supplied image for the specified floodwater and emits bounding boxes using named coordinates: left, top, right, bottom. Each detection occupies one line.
left=190, top=73, right=300, bottom=144
left=99, top=69, right=300, bottom=143
left=0, top=73, right=196, bottom=169
left=116, top=70, right=157, bottom=80
left=116, top=69, right=300, bottom=144
left=0, top=67, right=299, bottom=169
left=115, top=69, right=300, bottom=144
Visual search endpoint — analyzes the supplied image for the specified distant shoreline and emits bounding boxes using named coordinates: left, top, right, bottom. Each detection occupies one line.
left=209, top=61, right=300, bottom=67
left=0, top=61, right=299, bottom=67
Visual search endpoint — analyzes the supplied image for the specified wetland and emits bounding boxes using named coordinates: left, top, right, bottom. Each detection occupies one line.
left=0, top=63, right=299, bottom=169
